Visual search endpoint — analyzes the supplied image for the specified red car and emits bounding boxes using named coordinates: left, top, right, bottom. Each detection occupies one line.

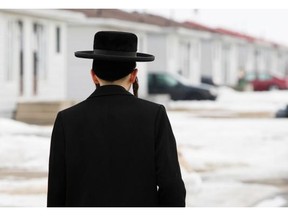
left=245, top=73, right=288, bottom=91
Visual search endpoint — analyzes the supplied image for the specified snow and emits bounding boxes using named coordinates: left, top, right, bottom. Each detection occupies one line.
left=255, top=195, right=288, bottom=207
left=0, top=118, right=51, bottom=171
left=0, top=88, right=288, bottom=207
left=169, top=115, right=288, bottom=206
left=168, top=87, right=288, bottom=117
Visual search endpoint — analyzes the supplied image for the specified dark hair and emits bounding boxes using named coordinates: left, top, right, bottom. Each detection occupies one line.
left=92, top=60, right=136, bottom=81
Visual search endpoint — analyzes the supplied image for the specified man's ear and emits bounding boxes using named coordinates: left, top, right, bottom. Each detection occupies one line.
left=90, top=70, right=99, bottom=84
left=129, top=68, right=138, bottom=83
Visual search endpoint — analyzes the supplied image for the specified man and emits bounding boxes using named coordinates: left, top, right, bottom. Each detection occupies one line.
left=47, top=31, right=186, bottom=207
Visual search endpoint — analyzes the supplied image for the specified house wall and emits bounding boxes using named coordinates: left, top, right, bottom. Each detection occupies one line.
left=188, top=39, right=201, bottom=85
left=178, top=36, right=201, bottom=84
left=147, top=32, right=202, bottom=85
left=66, top=26, right=96, bottom=101
left=200, top=38, right=214, bottom=78
left=211, top=39, right=223, bottom=85
left=147, top=33, right=168, bottom=73
left=37, top=21, right=67, bottom=101
left=276, top=48, right=288, bottom=77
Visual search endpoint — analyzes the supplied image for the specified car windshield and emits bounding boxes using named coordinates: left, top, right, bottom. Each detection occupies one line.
left=156, top=74, right=179, bottom=87
left=245, top=73, right=256, bottom=81
left=245, top=72, right=272, bottom=81
left=258, top=74, right=272, bottom=80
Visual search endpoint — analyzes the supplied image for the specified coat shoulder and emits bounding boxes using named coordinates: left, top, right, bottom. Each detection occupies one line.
left=136, top=98, right=164, bottom=110
left=57, top=96, right=166, bottom=121
left=60, top=100, right=86, bottom=113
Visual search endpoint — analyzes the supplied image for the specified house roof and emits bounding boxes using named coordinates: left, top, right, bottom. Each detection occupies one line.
left=66, top=9, right=182, bottom=27
left=66, top=9, right=286, bottom=47
left=183, top=21, right=217, bottom=33
left=214, top=28, right=285, bottom=47
left=214, top=27, right=256, bottom=42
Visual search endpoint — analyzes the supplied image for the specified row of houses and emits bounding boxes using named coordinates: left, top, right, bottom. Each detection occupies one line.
left=1, top=9, right=288, bottom=119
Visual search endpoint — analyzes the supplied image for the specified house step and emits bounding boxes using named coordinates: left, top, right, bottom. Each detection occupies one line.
left=14, top=101, right=77, bottom=125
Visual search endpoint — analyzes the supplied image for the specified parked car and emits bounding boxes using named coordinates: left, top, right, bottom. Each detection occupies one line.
left=148, top=72, right=218, bottom=100
left=244, top=72, right=288, bottom=91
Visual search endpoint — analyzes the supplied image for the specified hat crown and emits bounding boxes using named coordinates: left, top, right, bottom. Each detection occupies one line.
left=93, top=31, right=138, bottom=52
left=75, top=30, right=154, bottom=62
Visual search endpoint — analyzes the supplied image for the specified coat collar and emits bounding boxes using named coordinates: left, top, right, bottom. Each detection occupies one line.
left=87, top=85, right=133, bottom=99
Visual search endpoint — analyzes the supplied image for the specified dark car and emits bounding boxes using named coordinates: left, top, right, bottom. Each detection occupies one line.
left=245, top=72, right=288, bottom=91
left=148, top=72, right=217, bottom=100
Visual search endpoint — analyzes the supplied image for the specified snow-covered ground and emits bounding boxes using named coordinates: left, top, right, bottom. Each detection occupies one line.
left=168, top=87, right=288, bottom=118
left=0, top=88, right=288, bottom=207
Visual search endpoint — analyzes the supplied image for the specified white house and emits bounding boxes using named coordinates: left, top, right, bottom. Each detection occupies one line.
left=0, top=9, right=83, bottom=118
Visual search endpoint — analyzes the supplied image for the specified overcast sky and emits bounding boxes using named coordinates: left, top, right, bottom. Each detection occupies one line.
left=129, top=9, right=288, bottom=46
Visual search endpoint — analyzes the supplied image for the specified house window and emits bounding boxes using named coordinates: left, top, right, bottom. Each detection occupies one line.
left=6, top=19, right=25, bottom=97
left=33, top=22, right=46, bottom=94
left=56, top=26, right=61, bottom=53
left=18, top=20, right=24, bottom=96
left=6, top=20, right=13, bottom=81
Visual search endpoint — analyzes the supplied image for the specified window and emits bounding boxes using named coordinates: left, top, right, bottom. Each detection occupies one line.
left=32, top=22, right=46, bottom=95
left=5, top=19, right=23, bottom=85
left=258, top=73, right=271, bottom=81
left=6, top=20, right=13, bottom=81
left=33, top=23, right=46, bottom=80
left=245, top=73, right=256, bottom=81
left=56, top=26, right=61, bottom=53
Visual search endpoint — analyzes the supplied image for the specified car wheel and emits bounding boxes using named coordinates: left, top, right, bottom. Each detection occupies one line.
left=269, top=85, right=279, bottom=91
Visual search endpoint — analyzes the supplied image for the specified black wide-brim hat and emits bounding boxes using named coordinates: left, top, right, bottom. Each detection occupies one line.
left=75, top=31, right=155, bottom=62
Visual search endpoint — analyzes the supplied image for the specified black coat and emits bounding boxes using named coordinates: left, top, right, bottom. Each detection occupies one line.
left=47, top=85, right=186, bottom=207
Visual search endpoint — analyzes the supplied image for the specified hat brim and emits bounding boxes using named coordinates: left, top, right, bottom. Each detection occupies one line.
left=75, top=51, right=154, bottom=62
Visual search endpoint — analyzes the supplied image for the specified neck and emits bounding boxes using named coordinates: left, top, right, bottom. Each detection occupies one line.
left=96, top=74, right=132, bottom=91
left=100, top=83, right=131, bottom=91
left=99, top=82, right=131, bottom=91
